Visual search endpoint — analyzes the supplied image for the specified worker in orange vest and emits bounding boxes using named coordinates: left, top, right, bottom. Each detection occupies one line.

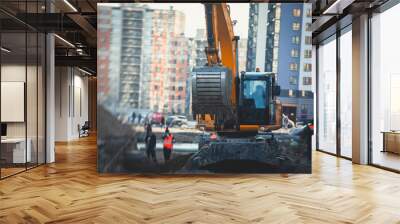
left=162, top=128, right=174, bottom=163
left=210, top=132, right=217, bottom=141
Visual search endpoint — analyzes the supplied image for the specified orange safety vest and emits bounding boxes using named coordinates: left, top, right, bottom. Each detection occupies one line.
left=163, top=134, right=173, bottom=150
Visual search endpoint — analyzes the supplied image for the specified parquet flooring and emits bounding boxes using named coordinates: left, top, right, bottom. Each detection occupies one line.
left=1, top=135, right=400, bottom=223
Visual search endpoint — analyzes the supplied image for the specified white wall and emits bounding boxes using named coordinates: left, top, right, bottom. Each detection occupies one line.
left=55, top=67, right=89, bottom=141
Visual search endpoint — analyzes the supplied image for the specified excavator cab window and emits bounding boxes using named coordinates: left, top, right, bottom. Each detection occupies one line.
left=242, top=80, right=267, bottom=109
left=239, top=79, right=269, bottom=125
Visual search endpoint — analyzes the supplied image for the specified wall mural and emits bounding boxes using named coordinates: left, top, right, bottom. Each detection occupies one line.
left=97, top=3, right=314, bottom=173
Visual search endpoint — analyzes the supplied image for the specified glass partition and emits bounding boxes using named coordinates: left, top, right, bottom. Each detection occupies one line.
left=1, top=31, right=28, bottom=177
left=0, top=1, right=46, bottom=179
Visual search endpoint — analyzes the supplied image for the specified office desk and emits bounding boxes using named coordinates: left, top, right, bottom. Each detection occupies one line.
left=382, top=131, right=400, bottom=154
left=1, top=138, right=31, bottom=163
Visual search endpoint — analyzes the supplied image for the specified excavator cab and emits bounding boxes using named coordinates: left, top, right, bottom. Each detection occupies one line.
left=238, top=72, right=281, bottom=130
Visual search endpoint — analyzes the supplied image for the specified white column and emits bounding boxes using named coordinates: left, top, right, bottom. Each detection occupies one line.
left=46, top=33, right=55, bottom=163
left=352, top=14, right=369, bottom=164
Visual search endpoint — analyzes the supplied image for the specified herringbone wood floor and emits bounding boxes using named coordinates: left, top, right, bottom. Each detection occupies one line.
left=1, top=135, right=400, bottom=224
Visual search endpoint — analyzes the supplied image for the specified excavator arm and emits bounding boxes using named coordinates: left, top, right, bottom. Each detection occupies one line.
left=203, top=3, right=239, bottom=106
left=191, top=3, right=241, bottom=131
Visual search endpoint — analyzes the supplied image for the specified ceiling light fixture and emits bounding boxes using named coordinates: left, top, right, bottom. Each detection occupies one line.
left=54, top=34, right=75, bottom=48
left=63, top=0, right=78, bottom=12
left=78, top=67, right=93, bottom=76
left=322, top=0, right=354, bottom=15
left=1, top=47, right=11, bottom=53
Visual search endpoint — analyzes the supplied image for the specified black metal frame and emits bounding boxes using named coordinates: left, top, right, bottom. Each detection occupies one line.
left=0, top=0, right=47, bottom=180
left=316, top=0, right=400, bottom=171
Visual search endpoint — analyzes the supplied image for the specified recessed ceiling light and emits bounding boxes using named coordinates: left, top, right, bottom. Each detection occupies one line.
left=54, top=34, right=75, bottom=48
left=78, top=67, right=93, bottom=76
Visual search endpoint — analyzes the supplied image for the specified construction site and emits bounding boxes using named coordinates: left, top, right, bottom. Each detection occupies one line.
left=97, top=3, right=314, bottom=174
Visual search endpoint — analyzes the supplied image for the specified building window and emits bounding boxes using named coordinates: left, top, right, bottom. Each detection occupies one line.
left=273, top=48, right=279, bottom=58
left=293, top=9, right=301, bottom=17
left=288, top=89, right=294, bottom=97
left=300, top=104, right=307, bottom=113
left=305, top=36, right=312, bottom=45
left=274, top=34, right=280, bottom=47
left=305, top=23, right=312, bottom=32
left=272, top=60, right=278, bottom=72
left=292, top=36, right=300, bottom=44
left=292, top=22, right=300, bottom=31
left=304, top=63, right=312, bottom=72
left=303, top=77, right=312, bottom=85
left=289, top=63, right=298, bottom=71
left=289, top=76, right=297, bottom=85
left=306, top=9, right=312, bottom=17
left=291, top=49, right=299, bottom=57
left=304, top=50, right=312, bottom=58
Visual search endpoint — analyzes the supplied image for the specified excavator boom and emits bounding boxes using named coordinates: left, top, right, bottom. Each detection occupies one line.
left=203, top=3, right=239, bottom=106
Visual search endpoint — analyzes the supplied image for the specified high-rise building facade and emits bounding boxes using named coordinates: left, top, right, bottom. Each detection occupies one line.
left=97, top=6, right=112, bottom=103
left=98, top=5, right=191, bottom=114
left=246, top=3, right=313, bottom=123
left=193, top=29, right=208, bottom=67
left=167, top=34, right=190, bottom=114
left=148, top=7, right=190, bottom=114
left=118, top=7, right=152, bottom=108
left=238, top=38, right=248, bottom=73
left=98, top=4, right=152, bottom=110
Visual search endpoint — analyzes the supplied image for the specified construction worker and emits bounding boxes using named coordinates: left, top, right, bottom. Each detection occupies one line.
left=162, top=127, right=171, bottom=138
left=162, top=128, right=174, bottom=163
left=145, top=128, right=157, bottom=163
left=210, top=132, right=217, bottom=141
left=131, top=112, right=136, bottom=124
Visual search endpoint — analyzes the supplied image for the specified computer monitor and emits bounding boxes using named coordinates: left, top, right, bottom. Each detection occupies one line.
left=1, top=123, right=7, bottom=137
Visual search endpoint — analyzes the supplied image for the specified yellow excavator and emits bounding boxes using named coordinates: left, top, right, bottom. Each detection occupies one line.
left=185, top=3, right=312, bottom=173
left=192, top=3, right=282, bottom=133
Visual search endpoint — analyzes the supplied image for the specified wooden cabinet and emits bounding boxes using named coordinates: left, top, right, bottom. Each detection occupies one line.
left=382, top=132, right=400, bottom=154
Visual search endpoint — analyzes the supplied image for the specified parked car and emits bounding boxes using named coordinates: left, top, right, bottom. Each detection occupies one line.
left=151, top=112, right=165, bottom=126
left=166, top=115, right=188, bottom=128
left=166, top=116, right=177, bottom=127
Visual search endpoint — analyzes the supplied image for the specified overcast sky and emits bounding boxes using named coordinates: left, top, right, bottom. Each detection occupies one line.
left=147, top=3, right=249, bottom=39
